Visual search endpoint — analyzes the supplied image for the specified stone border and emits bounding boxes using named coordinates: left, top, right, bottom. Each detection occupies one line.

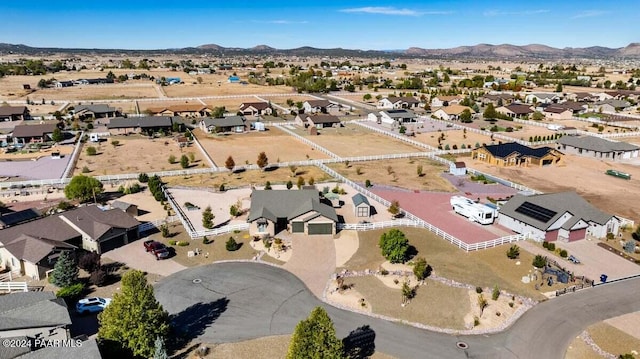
left=579, top=330, right=616, bottom=359
left=323, top=269, right=538, bottom=335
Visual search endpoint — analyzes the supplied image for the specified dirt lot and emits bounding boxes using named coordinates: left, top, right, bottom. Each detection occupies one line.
left=293, top=123, right=424, bottom=157
left=200, top=97, right=259, bottom=112
left=341, top=227, right=569, bottom=300
left=24, top=84, right=159, bottom=101
left=328, top=158, right=456, bottom=192
left=162, top=166, right=332, bottom=189
left=415, top=129, right=494, bottom=149
left=161, top=74, right=294, bottom=97
left=26, top=104, right=66, bottom=115
left=73, top=136, right=206, bottom=175
left=137, top=99, right=207, bottom=113
left=194, top=127, right=329, bottom=165
left=466, top=154, right=640, bottom=221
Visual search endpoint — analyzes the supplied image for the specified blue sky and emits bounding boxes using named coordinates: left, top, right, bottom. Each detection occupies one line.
left=1, top=1, right=637, bottom=50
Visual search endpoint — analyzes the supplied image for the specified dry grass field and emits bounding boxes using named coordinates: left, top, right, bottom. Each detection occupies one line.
left=73, top=136, right=205, bottom=175
left=161, top=73, right=294, bottom=97
left=415, top=129, right=493, bottom=149
left=342, top=227, right=568, bottom=300
left=162, top=166, right=332, bottom=189
left=194, top=127, right=329, bottom=165
left=327, top=158, right=456, bottom=192
left=293, top=124, right=424, bottom=157
left=564, top=336, right=603, bottom=359
left=26, top=104, right=65, bottom=115
left=586, top=322, right=640, bottom=357
left=137, top=99, right=206, bottom=113
left=0, top=144, right=73, bottom=160
left=201, top=97, right=259, bottom=111
left=467, top=154, right=640, bottom=221
left=27, top=85, right=159, bottom=101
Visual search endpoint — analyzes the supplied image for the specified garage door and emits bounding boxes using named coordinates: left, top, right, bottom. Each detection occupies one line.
left=292, top=222, right=304, bottom=233
left=100, top=236, right=126, bottom=253
left=308, top=223, right=332, bottom=235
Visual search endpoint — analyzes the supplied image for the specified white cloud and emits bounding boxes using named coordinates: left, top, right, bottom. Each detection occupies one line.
left=340, top=6, right=451, bottom=16
left=572, top=10, right=608, bottom=19
left=483, top=9, right=549, bottom=17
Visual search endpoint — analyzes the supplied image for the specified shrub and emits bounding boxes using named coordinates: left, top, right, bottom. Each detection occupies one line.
left=177, top=241, right=189, bottom=246
left=559, top=249, right=568, bottom=258
left=542, top=241, right=549, bottom=249
left=286, top=180, right=293, bottom=190
left=230, top=204, right=240, bottom=217
left=226, top=237, right=240, bottom=251
left=138, top=173, right=149, bottom=183
left=78, top=252, right=101, bottom=273
left=160, top=224, right=169, bottom=238
left=168, top=154, right=176, bottom=164
left=219, top=183, right=225, bottom=192
left=506, top=244, right=520, bottom=259
left=86, top=146, right=97, bottom=156
left=82, top=166, right=90, bottom=173
left=623, top=240, right=636, bottom=253
left=475, top=286, right=483, bottom=294
left=56, top=283, right=85, bottom=302
left=168, top=240, right=177, bottom=245
left=202, top=236, right=210, bottom=244
left=532, top=255, right=547, bottom=268
left=380, top=269, right=389, bottom=276
left=474, top=316, right=480, bottom=327
left=509, top=302, right=514, bottom=308
left=412, top=257, right=431, bottom=280
left=547, top=242, right=556, bottom=251
left=180, top=154, right=189, bottom=169
left=265, top=181, right=272, bottom=190
left=492, top=285, right=500, bottom=301
left=90, top=269, right=107, bottom=286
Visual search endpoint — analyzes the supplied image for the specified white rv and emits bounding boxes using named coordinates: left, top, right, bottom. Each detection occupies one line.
left=449, top=196, right=497, bottom=225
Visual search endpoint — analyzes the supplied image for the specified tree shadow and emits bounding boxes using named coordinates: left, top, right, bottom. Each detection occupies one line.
left=168, top=298, right=229, bottom=352
left=342, top=325, right=376, bottom=359
left=406, top=245, right=418, bottom=260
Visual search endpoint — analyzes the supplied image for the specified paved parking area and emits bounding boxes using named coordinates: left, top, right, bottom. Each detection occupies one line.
left=102, top=238, right=186, bottom=277
left=519, top=239, right=640, bottom=281
left=0, top=154, right=71, bottom=179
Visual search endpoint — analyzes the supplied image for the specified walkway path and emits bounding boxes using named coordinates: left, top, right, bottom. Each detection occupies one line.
left=283, top=235, right=336, bottom=298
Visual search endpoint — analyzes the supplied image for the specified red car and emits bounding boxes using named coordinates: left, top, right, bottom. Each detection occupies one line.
left=144, top=240, right=169, bottom=260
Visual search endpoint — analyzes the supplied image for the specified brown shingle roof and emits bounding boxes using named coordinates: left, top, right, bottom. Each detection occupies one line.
left=240, top=102, right=270, bottom=110
left=11, top=123, right=57, bottom=138
left=60, top=206, right=140, bottom=239
left=3, top=235, right=76, bottom=263
left=0, top=106, right=28, bottom=117
left=307, top=115, right=341, bottom=124
left=305, top=99, right=331, bottom=107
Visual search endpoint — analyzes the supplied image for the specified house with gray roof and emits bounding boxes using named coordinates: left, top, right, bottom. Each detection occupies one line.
left=239, top=102, right=273, bottom=117
left=367, top=109, right=417, bottom=129
left=497, top=192, right=620, bottom=242
left=248, top=189, right=338, bottom=236
left=106, top=116, right=182, bottom=135
left=74, top=104, right=119, bottom=119
left=11, top=123, right=58, bottom=144
left=0, top=292, right=71, bottom=341
left=557, top=135, right=639, bottom=160
left=295, top=114, right=341, bottom=129
left=303, top=100, right=340, bottom=114
left=0, top=106, right=30, bottom=122
left=0, top=205, right=139, bottom=280
left=199, top=116, right=246, bottom=133
left=11, top=338, right=102, bottom=359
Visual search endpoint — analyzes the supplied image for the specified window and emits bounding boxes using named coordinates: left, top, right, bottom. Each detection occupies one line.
left=257, top=220, right=267, bottom=232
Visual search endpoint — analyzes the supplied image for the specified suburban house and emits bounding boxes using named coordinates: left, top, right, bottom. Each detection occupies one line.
left=74, top=104, right=119, bottom=119
left=106, top=116, right=183, bottom=135
left=594, top=99, right=632, bottom=113
left=497, top=192, right=620, bottom=242
left=0, top=208, right=40, bottom=229
left=148, top=104, right=211, bottom=117
left=76, top=78, right=113, bottom=85
left=525, top=93, right=561, bottom=104
left=2, top=338, right=103, bottom=359
left=472, top=142, right=563, bottom=167
left=0, top=106, right=30, bottom=122
left=377, top=96, right=420, bottom=109
left=432, top=105, right=474, bottom=121
left=302, top=100, right=340, bottom=114
left=557, top=135, right=639, bottom=160
left=543, top=106, right=573, bottom=120
left=239, top=102, right=273, bottom=117
left=367, top=109, right=418, bottom=129
left=11, top=123, right=58, bottom=144
left=351, top=193, right=371, bottom=218
left=0, top=292, right=71, bottom=341
left=200, top=116, right=246, bottom=133
left=496, top=103, right=534, bottom=119
left=247, top=189, right=338, bottom=236
left=449, top=161, right=467, bottom=176
left=0, top=205, right=140, bottom=280
left=431, top=95, right=462, bottom=108
left=295, top=114, right=341, bottom=128
left=571, top=92, right=598, bottom=102
left=54, top=80, right=74, bottom=88
left=479, top=94, right=515, bottom=106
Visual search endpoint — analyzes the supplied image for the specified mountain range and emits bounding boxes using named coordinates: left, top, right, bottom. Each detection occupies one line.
left=1, top=42, right=639, bottom=59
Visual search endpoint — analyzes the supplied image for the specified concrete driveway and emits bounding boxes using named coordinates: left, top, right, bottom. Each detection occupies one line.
left=102, top=239, right=186, bottom=277
left=283, top=234, right=336, bottom=298
left=154, top=261, right=640, bottom=359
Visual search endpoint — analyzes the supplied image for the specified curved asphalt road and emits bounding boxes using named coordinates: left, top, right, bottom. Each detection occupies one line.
left=155, top=262, right=640, bottom=359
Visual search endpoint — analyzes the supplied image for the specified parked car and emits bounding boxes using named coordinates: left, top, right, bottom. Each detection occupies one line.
left=144, top=240, right=170, bottom=260
left=76, top=297, right=111, bottom=315
left=568, top=255, right=580, bottom=264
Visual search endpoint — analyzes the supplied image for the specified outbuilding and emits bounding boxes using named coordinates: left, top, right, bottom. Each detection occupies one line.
left=352, top=193, right=371, bottom=217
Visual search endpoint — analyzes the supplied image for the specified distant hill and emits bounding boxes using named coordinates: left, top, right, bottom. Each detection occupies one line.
left=1, top=42, right=640, bottom=59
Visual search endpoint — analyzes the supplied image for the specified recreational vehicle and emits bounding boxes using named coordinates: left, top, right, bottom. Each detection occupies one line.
left=450, top=196, right=497, bottom=225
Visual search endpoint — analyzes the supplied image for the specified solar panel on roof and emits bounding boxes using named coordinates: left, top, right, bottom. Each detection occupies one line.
left=514, top=201, right=557, bottom=223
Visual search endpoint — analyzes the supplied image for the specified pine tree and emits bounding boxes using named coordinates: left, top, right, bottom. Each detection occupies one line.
left=153, top=336, right=168, bottom=359
left=202, top=206, right=215, bottom=229
left=98, top=270, right=170, bottom=358
left=51, top=251, right=78, bottom=288
left=287, top=307, right=344, bottom=359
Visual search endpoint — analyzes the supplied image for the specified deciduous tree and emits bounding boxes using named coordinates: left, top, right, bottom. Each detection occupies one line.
left=64, top=175, right=103, bottom=202
left=378, top=229, right=410, bottom=264
left=257, top=151, right=268, bottom=170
